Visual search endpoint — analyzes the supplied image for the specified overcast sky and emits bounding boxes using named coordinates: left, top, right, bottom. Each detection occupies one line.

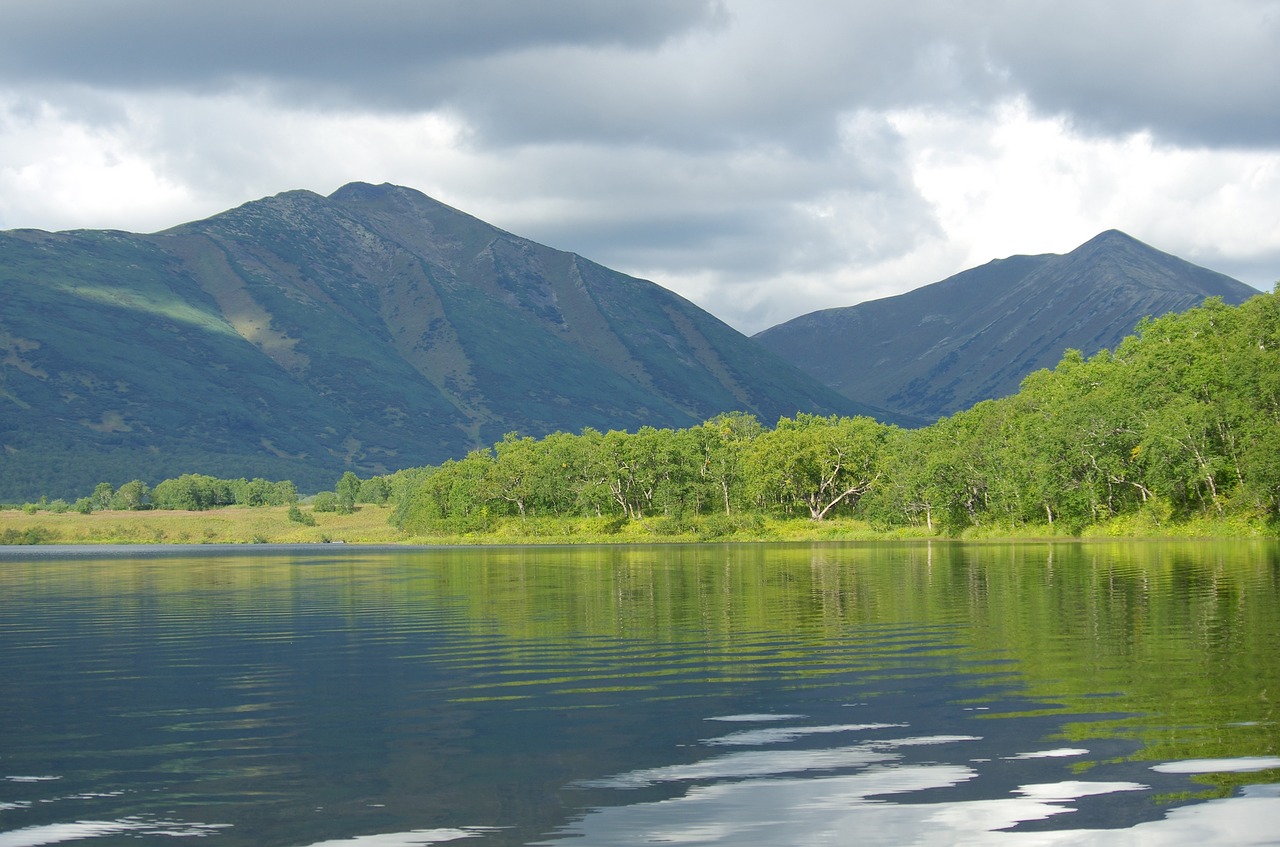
left=1, top=0, right=1277, bottom=333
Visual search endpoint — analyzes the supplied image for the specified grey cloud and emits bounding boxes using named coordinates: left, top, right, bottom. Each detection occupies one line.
left=438, top=3, right=994, bottom=152
left=471, top=109, right=933, bottom=282
left=986, top=0, right=1280, bottom=147
left=452, top=1, right=1276, bottom=152
left=4, top=1, right=1273, bottom=150
left=0, top=0, right=727, bottom=99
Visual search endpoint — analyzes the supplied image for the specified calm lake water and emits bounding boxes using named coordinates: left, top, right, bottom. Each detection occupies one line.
left=1, top=541, right=1277, bottom=846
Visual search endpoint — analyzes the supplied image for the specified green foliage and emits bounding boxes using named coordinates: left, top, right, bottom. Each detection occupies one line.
left=335, top=471, right=361, bottom=514
left=150, top=475, right=235, bottom=510
left=108, top=480, right=151, bottom=511
left=146, top=474, right=297, bottom=510
left=746, top=413, right=889, bottom=519
left=383, top=291, right=1280, bottom=538
left=90, top=482, right=115, bottom=511
left=0, top=526, right=57, bottom=544
left=287, top=503, right=317, bottom=525
left=357, top=477, right=391, bottom=505
left=14, top=291, right=1280, bottom=539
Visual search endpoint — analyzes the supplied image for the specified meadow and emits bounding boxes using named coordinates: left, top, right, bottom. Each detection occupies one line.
left=2, top=503, right=1272, bottom=547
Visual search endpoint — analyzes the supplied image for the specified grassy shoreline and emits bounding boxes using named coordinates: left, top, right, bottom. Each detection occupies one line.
left=1, top=505, right=1275, bottom=546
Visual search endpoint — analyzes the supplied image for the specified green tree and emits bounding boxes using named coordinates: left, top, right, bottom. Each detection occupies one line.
left=488, top=433, right=541, bottom=519
left=336, top=471, right=361, bottom=514
left=109, top=479, right=151, bottom=511
left=151, top=474, right=236, bottom=510
left=270, top=480, right=299, bottom=506
left=748, top=414, right=890, bottom=520
left=694, top=412, right=761, bottom=516
left=527, top=431, right=590, bottom=516
left=594, top=427, right=692, bottom=520
left=237, top=478, right=275, bottom=507
left=357, top=477, right=390, bottom=505
left=394, top=451, right=495, bottom=533
left=89, top=482, right=114, bottom=511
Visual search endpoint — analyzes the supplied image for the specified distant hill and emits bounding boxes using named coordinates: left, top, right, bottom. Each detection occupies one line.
left=0, top=182, right=871, bottom=500
left=754, top=230, right=1260, bottom=424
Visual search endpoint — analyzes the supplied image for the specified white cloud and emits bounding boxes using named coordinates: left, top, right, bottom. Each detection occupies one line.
left=0, top=96, right=192, bottom=232
left=1, top=1, right=1278, bottom=334
left=888, top=99, right=1280, bottom=288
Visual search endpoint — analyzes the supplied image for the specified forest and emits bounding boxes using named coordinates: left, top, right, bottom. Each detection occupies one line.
left=8, top=291, right=1279, bottom=539
left=383, top=291, right=1280, bottom=536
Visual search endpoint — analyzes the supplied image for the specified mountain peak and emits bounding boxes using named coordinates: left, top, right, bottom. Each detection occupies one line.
left=1085, top=228, right=1140, bottom=246
left=1070, top=228, right=1166, bottom=261
left=0, top=182, right=863, bottom=500
left=756, top=231, right=1258, bottom=422
left=330, top=181, right=417, bottom=203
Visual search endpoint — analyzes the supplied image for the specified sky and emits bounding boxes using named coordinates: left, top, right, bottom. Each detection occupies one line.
left=1, top=0, right=1277, bottom=334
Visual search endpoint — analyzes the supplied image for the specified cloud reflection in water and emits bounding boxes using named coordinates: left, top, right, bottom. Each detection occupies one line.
left=553, top=731, right=1280, bottom=846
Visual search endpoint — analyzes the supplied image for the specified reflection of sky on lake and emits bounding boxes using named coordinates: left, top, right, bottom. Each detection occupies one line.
left=298, top=828, right=504, bottom=846
left=0, top=818, right=231, bottom=845
left=701, top=721, right=906, bottom=746
left=548, top=718, right=1280, bottom=846
left=545, top=737, right=1280, bottom=846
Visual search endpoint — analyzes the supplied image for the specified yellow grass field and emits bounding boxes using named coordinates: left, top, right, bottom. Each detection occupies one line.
left=1, top=505, right=1269, bottom=547
left=0, top=506, right=916, bottom=546
left=0, top=505, right=406, bottom=545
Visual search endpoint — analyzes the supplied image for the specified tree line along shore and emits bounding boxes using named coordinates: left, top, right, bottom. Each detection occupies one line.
left=5, top=292, right=1280, bottom=544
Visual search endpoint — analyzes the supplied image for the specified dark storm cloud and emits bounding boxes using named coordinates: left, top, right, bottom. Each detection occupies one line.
left=0, top=0, right=727, bottom=100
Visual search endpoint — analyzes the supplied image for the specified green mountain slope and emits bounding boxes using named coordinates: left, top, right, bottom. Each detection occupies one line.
left=0, top=182, right=867, bottom=500
left=754, top=230, right=1259, bottom=423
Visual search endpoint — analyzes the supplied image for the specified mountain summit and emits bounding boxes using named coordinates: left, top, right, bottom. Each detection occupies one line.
left=754, top=230, right=1258, bottom=423
left=0, top=182, right=866, bottom=499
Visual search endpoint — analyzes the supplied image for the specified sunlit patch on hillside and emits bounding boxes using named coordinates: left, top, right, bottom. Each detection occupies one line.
left=55, top=282, right=239, bottom=338
left=1, top=332, right=46, bottom=379
left=79, top=410, right=133, bottom=433
left=261, top=437, right=307, bottom=460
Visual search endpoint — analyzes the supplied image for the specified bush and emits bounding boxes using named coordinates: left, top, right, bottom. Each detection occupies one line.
left=644, top=515, right=691, bottom=536
left=0, top=526, right=57, bottom=545
left=288, top=503, right=317, bottom=525
left=312, top=491, right=338, bottom=513
left=697, top=514, right=736, bottom=539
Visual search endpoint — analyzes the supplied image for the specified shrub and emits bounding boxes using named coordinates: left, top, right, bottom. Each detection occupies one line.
left=312, top=491, right=338, bottom=512
left=288, top=503, right=317, bottom=525
left=0, top=526, right=57, bottom=545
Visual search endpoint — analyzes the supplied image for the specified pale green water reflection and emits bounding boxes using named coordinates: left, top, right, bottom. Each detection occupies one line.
left=0, top=541, right=1276, bottom=846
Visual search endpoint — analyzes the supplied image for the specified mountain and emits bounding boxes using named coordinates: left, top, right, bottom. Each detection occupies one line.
left=0, top=182, right=872, bottom=501
left=753, top=230, right=1260, bottom=424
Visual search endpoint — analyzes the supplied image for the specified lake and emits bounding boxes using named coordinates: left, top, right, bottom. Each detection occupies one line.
left=0, top=541, right=1277, bottom=846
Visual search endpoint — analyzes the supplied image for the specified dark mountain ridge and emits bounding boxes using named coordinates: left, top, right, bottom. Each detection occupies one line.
left=754, top=230, right=1259, bottom=423
left=0, top=182, right=871, bottom=500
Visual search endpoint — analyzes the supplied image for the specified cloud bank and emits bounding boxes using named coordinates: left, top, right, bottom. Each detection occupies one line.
left=1, top=0, right=1277, bottom=332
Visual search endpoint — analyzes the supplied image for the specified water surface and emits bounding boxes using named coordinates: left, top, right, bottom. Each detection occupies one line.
left=1, top=541, right=1277, bottom=845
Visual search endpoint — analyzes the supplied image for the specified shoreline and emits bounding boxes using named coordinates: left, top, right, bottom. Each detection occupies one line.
left=2, top=503, right=1274, bottom=549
